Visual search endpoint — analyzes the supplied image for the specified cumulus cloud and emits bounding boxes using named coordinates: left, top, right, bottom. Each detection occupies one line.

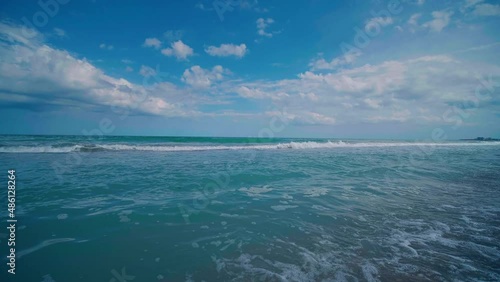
left=227, top=54, right=500, bottom=126
left=181, top=65, right=229, bottom=88
left=161, top=40, right=194, bottom=60
left=1, top=20, right=499, bottom=128
left=422, top=11, right=453, bottom=32
left=0, top=22, right=193, bottom=117
left=256, top=18, right=274, bottom=37
left=143, top=37, right=162, bottom=49
left=205, top=44, right=248, bottom=58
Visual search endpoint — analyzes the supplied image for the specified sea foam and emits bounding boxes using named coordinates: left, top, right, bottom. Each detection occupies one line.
left=1, top=140, right=499, bottom=153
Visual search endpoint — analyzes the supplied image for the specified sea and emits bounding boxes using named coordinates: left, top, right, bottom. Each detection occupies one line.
left=0, top=135, right=499, bottom=281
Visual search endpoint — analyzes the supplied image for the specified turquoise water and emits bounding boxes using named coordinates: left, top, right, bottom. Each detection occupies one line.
left=1, top=135, right=500, bottom=281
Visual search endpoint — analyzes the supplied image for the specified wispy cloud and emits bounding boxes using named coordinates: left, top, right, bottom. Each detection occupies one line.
left=53, top=27, right=66, bottom=37
left=472, top=3, right=500, bottom=16
left=139, top=65, right=157, bottom=77
left=256, top=18, right=275, bottom=37
left=309, top=51, right=362, bottom=71
left=205, top=43, right=248, bottom=58
left=365, top=16, right=393, bottom=31
left=99, top=43, right=114, bottom=50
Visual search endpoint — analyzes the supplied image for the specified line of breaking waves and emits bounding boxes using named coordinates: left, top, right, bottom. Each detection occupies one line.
left=1, top=140, right=500, bottom=153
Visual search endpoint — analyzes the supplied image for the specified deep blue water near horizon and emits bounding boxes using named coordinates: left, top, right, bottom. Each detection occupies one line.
left=0, top=135, right=499, bottom=281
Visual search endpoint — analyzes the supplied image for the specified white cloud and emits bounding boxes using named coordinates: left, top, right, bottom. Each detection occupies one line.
left=365, top=16, right=393, bottom=31
left=408, top=13, right=421, bottom=25
left=99, top=43, right=113, bottom=50
left=472, top=3, right=500, bottom=16
left=225, top=53, right=500, bottom=126
left=236, top=86, right=267, bottom=99
left=1, top=21, right=499, bottom=128
left=53, top=28, right=66, bottom=37
left=300, top=112, right=336, bottom=125
left=121, top=59, right=133, bottom=64
left=139, top=65, right=156, bottom=77
left=291, top=112, right=336, bottom=125
left=143, top=37, right=162, bottom=49
left=205, top=44, right=248, bottom=58
left=463, top=0, right=484, bottom=10
left=0, top=22, right=44, bottom=47
left=125, top=66, right=133, bottom=72
left=309, top=50, right=362, bottom=70
left=264, top=111, right=335, bottom=125
left=366, top=109, right=411, bottom=123
left=299, top=92, right=318, bottom=101
left=256, top=18, right=274, bottom=37
left=0, top=22, right=193, bottom=117
left=181, top=65, right=228, bottom=88
left=408, top=55, right=456, bottom=63
left=300, top=60, right=408, bottom=94
left=422, top=11, right=453, bottom=32
left=161, top=40, right=194, bottom=60
left=236, top=86, right=289, bottom=100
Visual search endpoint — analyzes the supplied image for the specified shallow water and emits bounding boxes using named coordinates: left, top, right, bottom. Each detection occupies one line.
left=0, top=136, right=499, bottom=281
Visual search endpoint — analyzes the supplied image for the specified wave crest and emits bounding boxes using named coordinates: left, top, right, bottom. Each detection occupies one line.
left=1, top=140, right=499, bottom=153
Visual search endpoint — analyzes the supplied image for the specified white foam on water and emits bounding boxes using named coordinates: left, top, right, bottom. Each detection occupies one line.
left=185, top=274, right=194, bottom=282
left=271, top=205, right=298, bottom=211
left=311, top=205, right=330, bottom=211
left=211, top=242, right=358, bottom=282
left=2, top=140, right=499, bottom=153
left=17, top=238, right=75, bottom=259
left=362, top=262, right=380, bottom=282
left=220, top=213, right=239, bottom=218
left=303, top=187, right=328, bottom=197
left=239, top=186, right=273, bottom=197
left=0, top=145, right=83, bottom=153
left=210, top=241, right=222, bottom=247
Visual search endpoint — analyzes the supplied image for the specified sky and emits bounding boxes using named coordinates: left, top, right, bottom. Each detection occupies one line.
left=0, top=0, right=499, bottom=139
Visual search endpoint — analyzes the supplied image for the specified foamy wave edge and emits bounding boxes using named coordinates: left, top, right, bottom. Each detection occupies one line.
left=1, top=141, right=500, bottom=153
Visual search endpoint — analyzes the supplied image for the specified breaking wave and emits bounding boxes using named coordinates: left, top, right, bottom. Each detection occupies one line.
left=1, top=140, right=499, bottom=153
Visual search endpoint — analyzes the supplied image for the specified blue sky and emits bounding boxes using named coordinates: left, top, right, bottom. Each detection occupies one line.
left=0, top=0, right=499, bottom=139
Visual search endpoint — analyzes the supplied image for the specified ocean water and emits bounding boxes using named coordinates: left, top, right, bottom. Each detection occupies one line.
left=0, top=135, right=499, bottom=281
